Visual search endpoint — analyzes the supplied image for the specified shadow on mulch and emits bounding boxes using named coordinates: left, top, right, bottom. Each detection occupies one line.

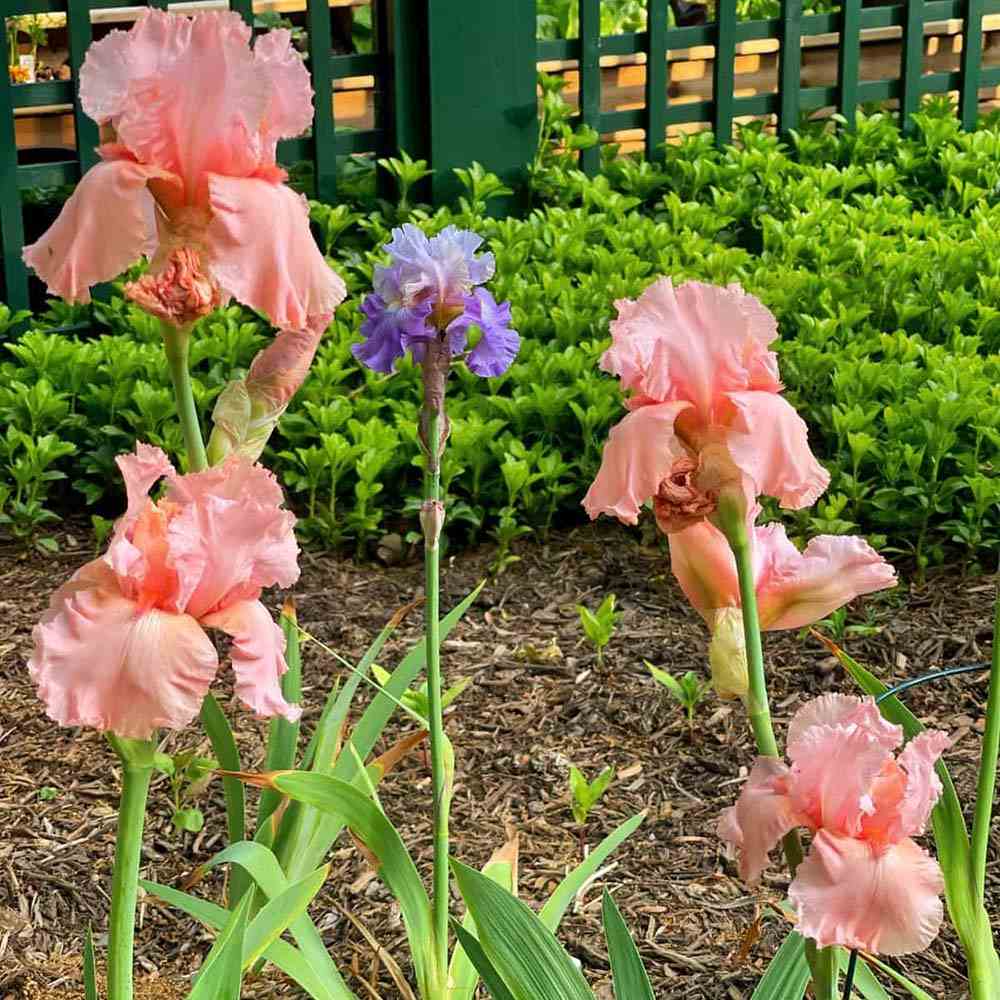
left=0, top=520, right=995, bottom=999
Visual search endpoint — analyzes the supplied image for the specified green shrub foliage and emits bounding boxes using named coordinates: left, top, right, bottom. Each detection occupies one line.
left=3, top=100, right=1000, bottom=570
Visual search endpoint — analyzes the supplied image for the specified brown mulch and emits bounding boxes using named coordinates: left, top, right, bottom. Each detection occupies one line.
left=1, top=521, right=997, bottom=999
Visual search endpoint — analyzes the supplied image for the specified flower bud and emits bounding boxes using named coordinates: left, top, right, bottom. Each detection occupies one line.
left=708, top=607, right=749, bottom=701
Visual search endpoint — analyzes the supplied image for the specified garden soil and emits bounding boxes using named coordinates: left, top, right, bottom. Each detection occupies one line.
left=1, top=521, right=996, bottom=999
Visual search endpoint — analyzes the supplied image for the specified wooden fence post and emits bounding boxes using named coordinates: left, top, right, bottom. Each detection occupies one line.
left=426, top=0, right=537, bottom=207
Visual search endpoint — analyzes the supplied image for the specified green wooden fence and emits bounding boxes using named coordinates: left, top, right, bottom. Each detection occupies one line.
left=3, top=0, right=1000, bottom=311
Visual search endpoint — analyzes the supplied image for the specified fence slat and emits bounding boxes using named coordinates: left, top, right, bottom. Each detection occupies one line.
left=306, top=0, right=337, bottom=203
left=228, top=0, right=253, bottom=23
left=579, top=0, right=601, bottom=175
left=836, top=0, right=862, bottom=129
left=713, top=0, right=737, bottom=146
left=645, top=0, right=667, bottom=161
left=67, top=1, right=100, bottom=172
left=960, top=0, right=985, bottom=129
left=900, top=0, right=926, bottom=133
left=778, top=0, right=802, bottom=137
left=0, top=25, right=28, bottom=310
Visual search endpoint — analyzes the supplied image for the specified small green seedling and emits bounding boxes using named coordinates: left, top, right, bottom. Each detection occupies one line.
left=801, top=606, right=882, bottom=642
left=371, top=664, right=472, bottom=726
left=569, top=764, right=615, bottom=827
left=37, top=785, right=59, bottom=801
left=646, top=662, right=709, bottom=729
left=158, top=750, right=218, bottom=835
left=577, top=594, right=621, bottom=666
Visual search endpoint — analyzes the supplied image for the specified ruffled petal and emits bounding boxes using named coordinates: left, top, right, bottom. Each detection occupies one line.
left=786, top=694, right=865, bottom=752
left=252, top=29, right=314, bottom=160
left=206, top=175, right=346, bottom=334
left=725, top=391, right=830, bottom=510
left=790, top=831, right=944, bottom=956
left=100, top=11, right=266, bottom=193
left=600, top=278, right=781, bottom=411
left=116, top=443, right=175, bottom=523
left=893, top=731, right=951, bottom=839
left=787, top=710, right=901, bottom=835
left=667, top=520, right=739, bottom=622
left=28, top=560, right=217, bottom=739
left=22, top=158, right=174, bottom=303
left=201, top=599, right=301, bottom=722
left=165, top=458, right=299, bottom=617
left=753, top=525, right=897, bottom=629
left=582, top=401, right=692, bottom=525
left=718, top=757, right=801, bottom=883
left=387, top=224, right=495, bottom=307
left=452, top=288, right=520, bottom=377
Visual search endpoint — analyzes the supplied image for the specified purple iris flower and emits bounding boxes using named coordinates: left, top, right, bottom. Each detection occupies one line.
left=352, top=223, right=517, bottom=378
left=352, top=264, right=433, bottom=374
left=387, top=224, right=495, bottom=307
left=448, top=288, right=520, bottom=378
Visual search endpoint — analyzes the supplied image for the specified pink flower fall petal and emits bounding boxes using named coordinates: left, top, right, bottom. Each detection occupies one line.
left=29, top=560, right=218, bottom=740
left=666, top=520, right=739, bottom=623
left=725, top=391, right=830, bottom=510
left=790, top=831, right=944, bottom=955
left=582, top=401, right=692, bottom=524
left=753, top=525, right=897, bottom=630
left=718, top=757, right=801, bottom=883
left=206, top=175, right=346, bottom=334
left=22, top=158, right=174, bottom=302
left=202, top=600, right=301, bottom=722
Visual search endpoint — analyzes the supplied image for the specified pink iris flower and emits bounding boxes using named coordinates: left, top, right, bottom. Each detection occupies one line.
left=668, top=515, right=896, bottom=698
left=582, top=279, right=829, bottom=531
left=22, top=10, right=345, bottom=332
left=720, top=694, right=949, bottom=955
left=29, top=444, right=301, bottom=740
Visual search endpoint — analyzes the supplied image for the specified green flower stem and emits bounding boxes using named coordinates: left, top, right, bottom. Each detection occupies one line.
left=106, top=741, right=154, bottom=1000
left=421, top=396, right=449, bottom=994
left=162, top=322, right=208, bottom=473
left=971, top=584, right=1000, bottom=900
left=726, top=519, right=837, bottom=998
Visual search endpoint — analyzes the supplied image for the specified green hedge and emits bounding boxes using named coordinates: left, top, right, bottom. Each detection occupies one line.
left=3, top=99, right=1000, bottom=570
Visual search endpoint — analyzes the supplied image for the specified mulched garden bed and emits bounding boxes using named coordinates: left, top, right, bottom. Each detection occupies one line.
left=1, top=521, right=996, bottom=999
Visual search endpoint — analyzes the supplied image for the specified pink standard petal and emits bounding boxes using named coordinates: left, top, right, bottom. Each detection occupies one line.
left=786, top=694, right=865, bottom=753
left=253, top=29, right=314, bottom=160
left=667, top=520, right=739, bottom=623
left=115, top=443, right=175, bottom=525
left=788, top=714, right=899, bottom=835
left=206, top=175, right=347, bottom=334
left=109, top=12, right=266, bottom=193
left=790, top=831, right=944, bottom=955
left=202, top=599, right=301, bottom=722
left=601, top=278, right=781, bottom=412
left=725, top=391, right=830, bottom=510
left=892, top=731, right=951, bottom=839
left=753, top=525, right=897, bottom=630
left=718, top=757, right=801, bottom=883
left=22, top=158, right=174, bottom=302
left=28, top=560, right=217, bottom=739
left=582, top=401, right=691, bottom=524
